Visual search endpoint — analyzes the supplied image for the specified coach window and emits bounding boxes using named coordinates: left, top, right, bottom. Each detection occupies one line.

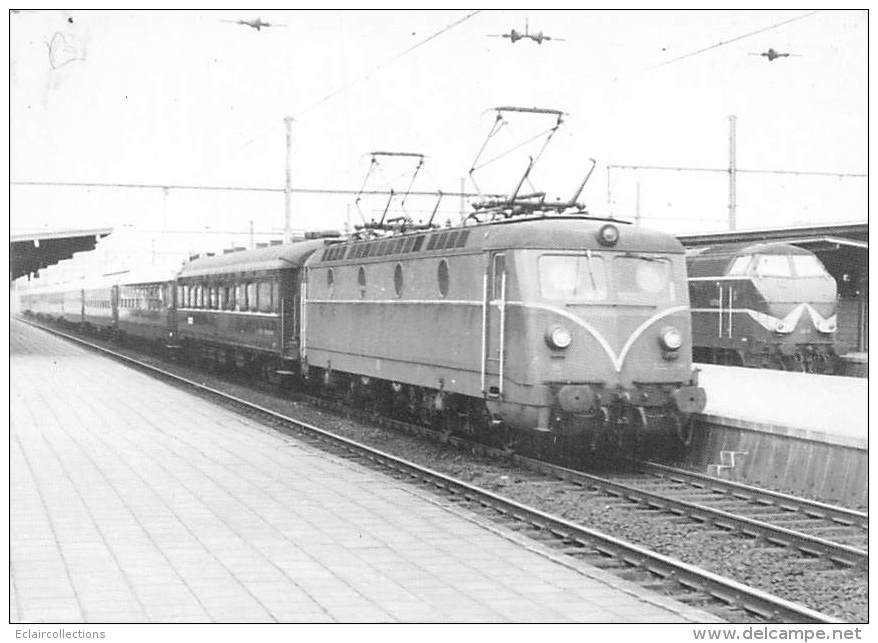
left=226, top=285, right=236, bottom=310
left=259, top=281, right=272, bottom=313
left=271, top=281, right=279, bottom=312
left=437, top=260, right=449, bottom=297
left=358, top=267, right=366, bottom=298
left=247, top=282, right=257, bottom=311
left=327, top=268, right=334, bottom=292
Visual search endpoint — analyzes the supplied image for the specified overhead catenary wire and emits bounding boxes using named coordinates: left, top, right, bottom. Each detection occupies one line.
left=10, top=179, right=496, bottom=198
left=238, top=11, right=482, bottom=151
left=648, top=10, right=821, bottom=70
left=296, top=10, right=482, bottom=119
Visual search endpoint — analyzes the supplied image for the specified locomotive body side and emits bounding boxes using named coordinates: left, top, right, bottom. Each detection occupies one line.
left=304, top=217, right=704, bottom=439
left=688, top=242, right=838, bottom=371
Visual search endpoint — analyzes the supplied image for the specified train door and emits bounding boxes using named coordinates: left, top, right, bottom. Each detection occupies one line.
left=111, top=285, right=119, bottom=325
left=280, top=271, right=297, bottom=356
left=165, top=282, right=176, bottom=336
left=482, top=252, right=507, bottom=399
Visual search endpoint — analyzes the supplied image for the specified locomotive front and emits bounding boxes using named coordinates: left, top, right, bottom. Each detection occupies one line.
left=485, top=218, right=705, bottom=445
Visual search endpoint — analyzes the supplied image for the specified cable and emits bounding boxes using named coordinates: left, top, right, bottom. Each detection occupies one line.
left=296, top=10, right=481, bottom=118
left=648, top=10, right=821, bottom=70
left=10, top=179, right=496, bottom=198
left=236, top=11, right=481, bottom=152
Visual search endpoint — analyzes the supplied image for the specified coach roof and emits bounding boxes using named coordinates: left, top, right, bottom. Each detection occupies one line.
left=178, top=239, right=327, bottom=279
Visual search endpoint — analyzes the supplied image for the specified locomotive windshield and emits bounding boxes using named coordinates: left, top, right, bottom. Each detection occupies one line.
left=539, top=254, right=608, bottom=300
left=614, top=255, right=676, bottom=303
left=790, top=255, right=828, bottom=277
left=753, top=254, right=792, bottom=277
left=538, top=253, right=677, bottom=303
left=731, top=253, right=829, bottom=278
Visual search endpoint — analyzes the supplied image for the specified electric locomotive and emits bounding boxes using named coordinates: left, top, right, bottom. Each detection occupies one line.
left=302, top=215, right=706, bottom=447
left=687, top=242, right=838, bottom=372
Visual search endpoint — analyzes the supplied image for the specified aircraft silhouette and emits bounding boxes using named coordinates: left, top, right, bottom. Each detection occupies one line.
left=749, top=48, right=799, bottom=61
left=223, top=17, right=286, bottom=31
left=488, top=17, right=564, bottom=45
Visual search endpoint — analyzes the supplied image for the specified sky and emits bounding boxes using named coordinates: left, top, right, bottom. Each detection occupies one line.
left=9, top=9, right=868, bottom=280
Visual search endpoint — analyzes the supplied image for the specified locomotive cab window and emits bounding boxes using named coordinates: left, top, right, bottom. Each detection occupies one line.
left=727, top=255, right=752, bottom=276
left=614, top=255, right=675, bottom=303
left=539, top=253, right=607, bottom=301
left=492, top=254, right=506, bottom=299
left=791, top=255, right=828, bottom=278
left=753, top=254, right=792, bottom=277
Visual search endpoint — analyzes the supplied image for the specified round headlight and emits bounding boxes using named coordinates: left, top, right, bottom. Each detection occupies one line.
left=546, top=325, right=572, bottom=349
left=660, top=326, right=683, bottom=351
left=597, top=224, right=619, bottom=246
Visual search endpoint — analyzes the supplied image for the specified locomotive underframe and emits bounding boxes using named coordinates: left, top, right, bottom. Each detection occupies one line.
left=693, top=314, right=837, bottom=373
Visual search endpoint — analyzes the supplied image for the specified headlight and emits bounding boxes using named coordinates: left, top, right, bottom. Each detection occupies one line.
left=596, top=224, right=619, bottom=247
left=545, top=325, right=572, bottom=349
left=660, top=326, right=683, bottom=351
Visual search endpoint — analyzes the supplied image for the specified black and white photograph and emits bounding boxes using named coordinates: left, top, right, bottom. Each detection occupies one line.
left=8, top=8, right=869, bottom=634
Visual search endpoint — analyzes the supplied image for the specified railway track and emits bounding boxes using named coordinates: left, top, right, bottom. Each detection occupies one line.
left=20, top=318, right=851, bottom=624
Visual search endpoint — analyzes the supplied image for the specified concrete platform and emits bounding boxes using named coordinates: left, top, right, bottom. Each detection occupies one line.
left=10, top=320, right=719, bottom=624
left=692, top=365, right=867, bottom=505
left=698, top=364, right=867, bottom=448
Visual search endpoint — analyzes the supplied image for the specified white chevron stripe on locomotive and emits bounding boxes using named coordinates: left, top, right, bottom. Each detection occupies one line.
left=506, top=302, right=690, bottom=372
left=308, top=298, right=691, bottom=372
left=691, top=302, right=837, bottom=334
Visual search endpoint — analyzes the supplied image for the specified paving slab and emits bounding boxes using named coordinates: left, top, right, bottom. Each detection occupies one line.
left=10, top=319, right=722, bottom=623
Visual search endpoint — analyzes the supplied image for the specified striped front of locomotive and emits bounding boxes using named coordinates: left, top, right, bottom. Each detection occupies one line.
left=519, top=223, right=705, bottom=439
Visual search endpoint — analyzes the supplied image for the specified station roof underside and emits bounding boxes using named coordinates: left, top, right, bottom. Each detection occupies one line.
left=10, top=228, right=113, bottom=281
left=676, top=222, right=867, bottom=251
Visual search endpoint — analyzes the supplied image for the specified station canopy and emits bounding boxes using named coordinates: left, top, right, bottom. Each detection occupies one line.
left=10, top=227, right=113, bottom=281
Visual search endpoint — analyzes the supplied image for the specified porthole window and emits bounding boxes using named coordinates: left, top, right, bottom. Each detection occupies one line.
left=358, top=266, right=366, bottom=298
left=394, top=264, right=404, bottom=297
left=437, top=260, right=449, bottom=297
left=327, top=268, right=334, bottom=290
